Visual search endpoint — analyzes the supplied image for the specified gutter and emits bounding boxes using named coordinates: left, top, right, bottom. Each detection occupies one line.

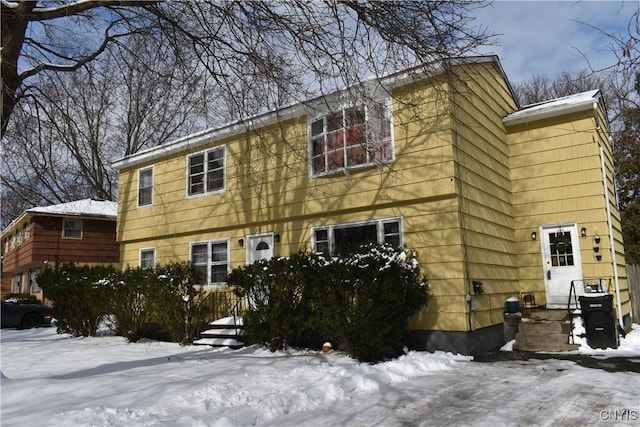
left=502, top=90, right=601, bottom=127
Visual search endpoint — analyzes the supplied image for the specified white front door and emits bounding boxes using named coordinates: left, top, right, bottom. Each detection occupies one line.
left=247, top=233, right=274, bottom=264
left=540, top=224, right=584, bottom=308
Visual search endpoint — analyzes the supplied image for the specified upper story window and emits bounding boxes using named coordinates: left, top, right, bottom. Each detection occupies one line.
left=188, top=146, right=225, bottom=197
left=138, top=167, right=153, bottom=207
left=63, top=219, right=83, bottom=239
left=309, top=101, right=393, bottom=177
left=23, top=223, right=30, bottom=240
left=312, top=217, right=403, bottom=255
left=140, top=247, right=156, bottom=270
left=16, top=229, right=23, bottom=245
left=191, top=239, right=229, bottom=286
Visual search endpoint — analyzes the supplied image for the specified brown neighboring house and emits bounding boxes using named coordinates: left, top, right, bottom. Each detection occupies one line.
left=1, top=199, right=119, bottom=300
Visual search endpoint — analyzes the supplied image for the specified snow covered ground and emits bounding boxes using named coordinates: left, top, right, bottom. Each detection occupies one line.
left=1, top=325, right=639, bottom=427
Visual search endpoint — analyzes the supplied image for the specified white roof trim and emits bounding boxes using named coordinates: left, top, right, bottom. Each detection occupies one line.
left=112, top=56, right=505, bottom=170
left=503, top=89, right=601, bottom=126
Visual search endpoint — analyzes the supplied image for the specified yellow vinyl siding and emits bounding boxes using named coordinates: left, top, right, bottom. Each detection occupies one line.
left=115, top=58, right=630, bottom=337
left=508, top=104, right=629, bottom=318
left=446, top=62, right=519, bottom=330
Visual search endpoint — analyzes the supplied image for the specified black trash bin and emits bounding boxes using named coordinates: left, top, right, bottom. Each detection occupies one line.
left=579, top=294, right=618, bottom=349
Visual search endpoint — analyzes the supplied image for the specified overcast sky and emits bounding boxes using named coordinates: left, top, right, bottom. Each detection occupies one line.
left=472, top=1, right=635, bottom=85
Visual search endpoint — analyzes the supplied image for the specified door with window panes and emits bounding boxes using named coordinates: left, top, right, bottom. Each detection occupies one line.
left=540, top=224, right=584, bottom=308
left=247, top=233, right=274, bottom=264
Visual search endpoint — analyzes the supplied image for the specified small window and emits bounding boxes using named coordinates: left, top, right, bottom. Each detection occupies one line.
left=63, top=219, right=83, bottom=239
left=140, top=248, right=156, bottom=270
left=191, top=239, right=229, bottom=286
left=23, top=223, right=30, bottom=240
left=138, top=167, right=153, bottom=207
left=188, top=146, right=225, bottom=196
left=16, top=229, right=23, bottom=245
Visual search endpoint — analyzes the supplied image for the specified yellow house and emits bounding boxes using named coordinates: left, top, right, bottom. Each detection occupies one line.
left=112, top=56, right=630, bottom=354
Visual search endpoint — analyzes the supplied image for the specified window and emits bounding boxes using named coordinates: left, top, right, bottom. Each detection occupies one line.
left=63, top=219, right=83, bottom=239
left=309, top=102, right=393, bottom=176
left=140, top=248, right=156, bottom=270
left=30, top=269, right=41, bottom=292
left=191, top=239, right=229, bottom=286
left=188, top=146, right=225, bottom=196
left=548, top=232, right=574, bottom=267
left=312, top=217, right=403, bottom=255
left=23, top=223, right=30, bottom=240
left=12, top=275, right=22, bottom=294
left=16, top=229, right=23, bottom=245
left=138, top=167, right=153, bottom=207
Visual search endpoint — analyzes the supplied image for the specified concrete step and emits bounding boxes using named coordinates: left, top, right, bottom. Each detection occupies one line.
left=193, top=337, right=245, bottom=347
left=513, top=341, right=580, bottom=352
left=519, top=321, right=572, bottom=334
left=511, top=309, right=580, bottom=352
left=208, top=316, right=244, bottom=326
left=526, top=310, right=570, bottom=322
left=200, top=327, right=245, bottom=338
left=515, top=332, right=570, bottom=344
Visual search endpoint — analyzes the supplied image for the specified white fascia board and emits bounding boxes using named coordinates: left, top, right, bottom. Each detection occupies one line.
left=503, top=90, right=601, bottom=126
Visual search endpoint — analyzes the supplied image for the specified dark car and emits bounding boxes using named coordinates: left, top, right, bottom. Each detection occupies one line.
left=1, top=300, right=53, bottom=329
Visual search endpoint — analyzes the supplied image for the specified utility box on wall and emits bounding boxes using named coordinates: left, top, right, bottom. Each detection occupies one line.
left=579, top=294, right=618, bottom=349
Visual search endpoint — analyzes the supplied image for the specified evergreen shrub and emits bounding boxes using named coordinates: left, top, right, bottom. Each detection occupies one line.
left=38, top=262, right=116, bottom=337
left=230, top=252, right=324, bottom=351
left=145, top=261, right=210, bottom=344
left=230, top=244, right=429, bottom=362
left=105, top=266, right=155, bottom=342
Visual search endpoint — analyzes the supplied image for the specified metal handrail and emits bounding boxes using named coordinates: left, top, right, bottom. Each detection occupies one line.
left=229, top=294, right=246, bottom=341
left=568, top=281, right=579, bottom=344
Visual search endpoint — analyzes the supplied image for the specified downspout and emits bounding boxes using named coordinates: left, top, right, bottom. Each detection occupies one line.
left=599, top=145, right=623, bottom=328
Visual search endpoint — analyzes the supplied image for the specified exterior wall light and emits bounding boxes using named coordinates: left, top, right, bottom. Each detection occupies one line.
left=531, top=231, right=537, bottom=241
left=581, top=227, right=587, bottom=238
left=238, top=238, right=244, bottom=247
left=274, top=233, right=280, bottom=243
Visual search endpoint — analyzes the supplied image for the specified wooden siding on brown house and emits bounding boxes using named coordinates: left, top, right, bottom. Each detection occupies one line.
left=29, top=217, right=119, bottom=264
left=1, top=215, right=119, bottom=298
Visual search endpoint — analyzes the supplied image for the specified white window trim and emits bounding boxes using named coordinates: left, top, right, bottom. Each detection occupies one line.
left=137, top=166, right=154, bottom=208
left=186, top=145, right=226, bottom=199
left=307, top=98, right=394, bottom=178
left=189, top=238, right=230, bottom=287
left=139, top=247, right=156, bottom=270
left=311, top=216, right=403, bottom=254
left=62, top=219, right=83, bottom=239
